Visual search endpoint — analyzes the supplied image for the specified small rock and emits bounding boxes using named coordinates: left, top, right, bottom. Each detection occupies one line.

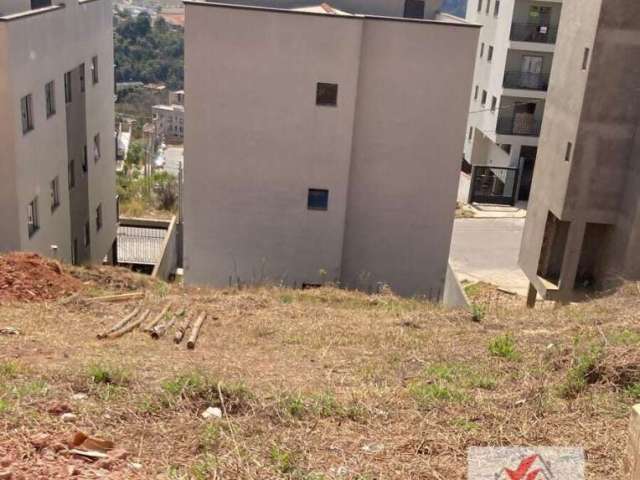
left=361, top=443, right=384, bottom=454
left=0, top=469, right=12, bottom=480
left=61, top=413, right=77, bottom=423
left=110, top=449, right=129, bottom=461
left=201, top=407, right=222, bottom=419
left=30, top=433, right=50, bottom=449
left=129, top=462, right=143, bottom=471
left=46, top=401, right=72, bottom=415
left=71, top=393, right=88, bottom=401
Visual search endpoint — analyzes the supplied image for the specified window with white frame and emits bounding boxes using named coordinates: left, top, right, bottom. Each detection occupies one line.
left=27, top=197, right=39, bottom=238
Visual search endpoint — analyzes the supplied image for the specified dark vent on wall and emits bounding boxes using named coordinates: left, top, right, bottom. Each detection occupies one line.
left=31, top=0, right=52, bottom=9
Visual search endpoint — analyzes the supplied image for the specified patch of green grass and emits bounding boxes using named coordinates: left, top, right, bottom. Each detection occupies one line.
left=190, top=454, right=217, bottom=480
left=161, top=371, right=252, bottom=413
left=270, top=445, right=296, bottom=474
left=0, top=399, right=10, bottom=413
left=87, top=363, right=130, bottom=386
left=0, top=361, right=20, bottom=378
left=408, top=382, right=467, bottom=409
left=625, top=383, right=640, bottom=399
left=12, top=380, right=49, bottom=399
left=282, top=394, right=306, bottom=419
left=609, top=329, right=640, bottom=346
left=424, top=362, right=497, bottom=391
left=451, top=418, right=480, bottom=431
left=280, top=293, right=294, bottom=304
left=488, top=334, right=519, bottom=360
left=471, top=303, right=485, bottom=321
left=559, top=347, right=602, bottom=399
left=199, top=423, right=223, bottom=451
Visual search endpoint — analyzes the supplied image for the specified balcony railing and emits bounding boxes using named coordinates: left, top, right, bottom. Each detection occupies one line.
left=510, top=23, right=558, bottom=44
left=497, top=115, right=541, bottom=136
left=503, top=71, right=550, bottom=91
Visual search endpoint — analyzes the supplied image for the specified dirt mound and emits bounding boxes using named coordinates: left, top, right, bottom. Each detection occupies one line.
left=0, top=252, right=80, bottom=302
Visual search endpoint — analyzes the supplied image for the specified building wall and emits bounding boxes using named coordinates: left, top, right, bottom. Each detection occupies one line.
left=0, top=27, right=21, bottom=252
left=341, top=18, right=478, bottom=297
left=184, top=2, right=479, bottom=296
left=184, top=5, right=363, bottom=287
left=0, top=0, right=116, bottom=264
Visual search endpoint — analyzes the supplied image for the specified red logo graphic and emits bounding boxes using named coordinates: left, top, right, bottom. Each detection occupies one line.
left=496, top=454, right=554, bottom=480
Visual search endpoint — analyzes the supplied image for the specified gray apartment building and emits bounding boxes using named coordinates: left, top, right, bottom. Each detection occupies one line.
left=0, top=0, right=117, bottom=265
left=519, top=0, right=640, bottom=303
left=183, top=0, right=479, bottom=297
left=463, top=0, right=563, bottom=206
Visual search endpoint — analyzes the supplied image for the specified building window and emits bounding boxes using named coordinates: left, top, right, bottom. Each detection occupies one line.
left=93, top=133, right=101, bottom=162
left=474, top=85, right=479, bottom=100
left=50, top=176, right=60, bottom=211
left=485, top=0, right=490, bottom=14
left=565, top=142, right=573, bottom=162
left=477, top=0, right=482, bottom=12
left=487, top=46, right=494, bottom=62
left=582, top=48, right=590, bottom=70
left=481, top=90, right=487, bottom=106
left=79, top=63, right=85, bottom=93
left=84, top=220, right=90, bottom=247
left=82, top=145, right=88, bottom=173
left=491, top=96, right=497, bottom=112
left=468, top=127, right=473, bottom=141
left=494, top=0, right=500, bottom=16
left=480, top=43, right=484, bottom=58
left=307, top=189, right=329, bottom=211
left=64, top=71, right=72, bottom=104
left=68, top=159, right=75, bottom=189
left=45, top=81, right=56, bottom=118
left=96, top=203, right=103, bottom=231
left=316, top=83, right=338, bottom=107
left=91, top=56, right=99, bottom=84
left=20, top=94, right=34, bottom=134
left=27, top=197, right=39, bottom=238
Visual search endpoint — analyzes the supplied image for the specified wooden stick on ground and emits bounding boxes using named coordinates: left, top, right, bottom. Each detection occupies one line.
left=106, top=309, right=150, bottom=339
left=89, top=292, right=145, bottom=303
left=97, top=306, right=141, bottom=339
left=150, top=310, right=182, bottom=339
left=174, top=312, right=194, bottom=344
left=187, top=312, right=206, bottom=350
left=144, top=303, right=172, bottom=332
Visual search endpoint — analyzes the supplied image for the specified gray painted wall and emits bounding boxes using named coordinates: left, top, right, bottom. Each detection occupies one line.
left=184, top=2, right=479, bottom=297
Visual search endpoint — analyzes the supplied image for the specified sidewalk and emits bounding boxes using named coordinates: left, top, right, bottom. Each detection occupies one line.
left=459, top=202, right=528, bottom=219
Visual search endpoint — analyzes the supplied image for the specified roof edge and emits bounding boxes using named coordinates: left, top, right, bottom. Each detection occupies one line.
left=182, top=0, right=481, bottom=28
left=0, top=3, right=65, bottom=22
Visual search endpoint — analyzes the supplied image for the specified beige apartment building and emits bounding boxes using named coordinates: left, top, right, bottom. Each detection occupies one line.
left=183, top=0, right=479, bottom=297
left=0, top=0, right=117, bottom=265
left=152, top=103, right=184, bottom=143
left=463, top=0, right=563, bottom=205
left=519, top=0, right=640, bottom=303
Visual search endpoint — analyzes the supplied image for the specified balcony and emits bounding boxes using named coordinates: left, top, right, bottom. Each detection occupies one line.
left=496, top=115, right=541, bottom=137
left=510, top=23, right=558, bottom=44
left=503, top=71, right=549, bottom=91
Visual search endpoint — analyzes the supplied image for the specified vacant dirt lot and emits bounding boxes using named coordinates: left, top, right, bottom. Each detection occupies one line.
left=0, top=266, right=638, bottom=479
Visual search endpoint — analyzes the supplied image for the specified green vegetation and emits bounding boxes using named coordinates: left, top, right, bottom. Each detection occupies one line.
left=117, top=170, right=178, bottom=217
left=88, top=363, right=130, bottom=386
left=560, top=347, right=602, bottom=399
left=488, top=334, right=519, bottom=360
left=114, top=12, right=183, bottom=90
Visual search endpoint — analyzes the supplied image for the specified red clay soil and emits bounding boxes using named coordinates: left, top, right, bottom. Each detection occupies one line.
left=0, top=252, right=80, bottom=302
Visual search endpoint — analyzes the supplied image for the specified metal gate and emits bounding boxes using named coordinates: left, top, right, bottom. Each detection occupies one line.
left=469, top=166, right=519, bottom=206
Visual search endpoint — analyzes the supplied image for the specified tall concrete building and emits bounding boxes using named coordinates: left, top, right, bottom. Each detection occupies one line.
left=0, top=0, right=117, bottom=265
left=183, top=0, right=479, bottom=297
left=520, top=0, right=640, bottom=302
left=463, top=0, right=563, bottom=205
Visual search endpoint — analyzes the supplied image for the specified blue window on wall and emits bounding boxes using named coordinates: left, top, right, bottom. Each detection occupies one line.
left=307, top=189, right=329, bottom=211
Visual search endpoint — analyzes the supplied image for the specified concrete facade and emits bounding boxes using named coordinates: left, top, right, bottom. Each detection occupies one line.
left=152, top=104, right=184, bottom=143
left=519, top=0, right=640, bottom=301
left=183, top=1, right=479, bottom=297
left=463, top=0, right=563, bottom=205
left=0, top=0, right=117, bottom=264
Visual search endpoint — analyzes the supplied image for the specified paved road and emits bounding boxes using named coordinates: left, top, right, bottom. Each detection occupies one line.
left=449, top=217, right=530, bottom=295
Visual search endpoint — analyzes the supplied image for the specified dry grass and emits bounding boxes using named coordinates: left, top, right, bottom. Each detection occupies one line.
left=0, top=270, right=639, bottom=478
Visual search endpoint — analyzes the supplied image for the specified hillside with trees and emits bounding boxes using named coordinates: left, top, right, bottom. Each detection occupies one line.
left=114, top=11, right=184, bottom=90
